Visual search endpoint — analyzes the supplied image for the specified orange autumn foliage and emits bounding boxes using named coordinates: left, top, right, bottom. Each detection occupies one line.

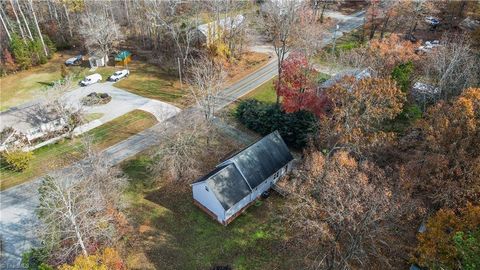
left=408, top=88, right=480, bottom=207
left=319, top=77, right=405, bottom=154
left=415, top=204, right=480, bottom=269
left=367, top=34, right=420, bottom=74
left=59, top=247, right=125, bottom=270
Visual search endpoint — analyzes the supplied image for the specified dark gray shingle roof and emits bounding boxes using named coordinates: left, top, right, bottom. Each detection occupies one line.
left=195, top=131, right=293, bottom=210
left=205, top=163, right=251, bottom=210
left=228, top=131, right=293, bottom=188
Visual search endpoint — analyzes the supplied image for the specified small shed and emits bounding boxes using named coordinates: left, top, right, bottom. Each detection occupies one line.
left=191, top=131, right=294, bottom=225
left=88, top=51, right=109, bottom=68
left=114, top=50, right=132, bottom=67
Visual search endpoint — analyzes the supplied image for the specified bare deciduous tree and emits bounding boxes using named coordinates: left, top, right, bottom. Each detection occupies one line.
left=292, top=8, right=328, bottom=64
left=36, top=142, right=126, bottom=264
left=152, top=114, right=213, bottom=183
left=259, top=0, right=300, bottom=104
left=284, top=150, right=410, bottom=269
left=79, top=11, right=123, bottom=55
left=188, top=56, right=227, bottom=120
left=422, top=35, right=479, bottom=101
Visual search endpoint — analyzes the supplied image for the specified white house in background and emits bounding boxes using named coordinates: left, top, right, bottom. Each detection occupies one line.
left=196, top=14, right=245, bottom=45
left=191, top=131, right=294, bottom=225
left=88, top=51, right=109, bottom=68
left=319, top=67, right=376, bottom=90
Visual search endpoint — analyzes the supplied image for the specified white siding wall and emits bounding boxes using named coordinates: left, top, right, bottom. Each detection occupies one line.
left=225, top=194, right=252, bottom=220
left=192, top=182, right=225, bottom=222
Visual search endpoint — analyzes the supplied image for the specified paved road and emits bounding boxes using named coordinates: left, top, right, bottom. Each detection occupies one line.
left=0, top=11, right=365, bottom=269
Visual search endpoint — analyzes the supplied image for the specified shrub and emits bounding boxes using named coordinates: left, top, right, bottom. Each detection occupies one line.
left=235, top=99, right=317, bottom=148
left=391, top=61, right=414, bottom=92
left=1, top=150, right=34, bottom=172
left=21, top=248, right=53, bottom=270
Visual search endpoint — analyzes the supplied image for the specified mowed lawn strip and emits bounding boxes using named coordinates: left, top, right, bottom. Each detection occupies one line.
left=0, top=110, right=157, bottom=190
left=122, top=155, right=291, bottom=270
left=242, top=77, right=277, bottom=103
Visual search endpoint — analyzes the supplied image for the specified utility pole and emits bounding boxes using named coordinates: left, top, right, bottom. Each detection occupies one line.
left=177, top=57, right=183, bottom=90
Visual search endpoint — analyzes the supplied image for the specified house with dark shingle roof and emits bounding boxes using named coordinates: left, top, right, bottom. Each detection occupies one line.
left=191, top=131, right=293, bottom=225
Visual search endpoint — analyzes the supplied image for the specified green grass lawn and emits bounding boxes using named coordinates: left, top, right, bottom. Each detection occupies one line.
left=121, top=155, right=292, bottom=270
left=0, top=53, right=69, bottom=111
left=0, top=110, right=157, bottom=190
left=114, top=62, right=186, bottom=107
left=243, top=78, right=277, bottom=104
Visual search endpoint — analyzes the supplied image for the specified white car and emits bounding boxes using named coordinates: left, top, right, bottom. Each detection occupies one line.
left=80, top=73, right=102, bottom=86
left=108, top=69, right=130, bottom=81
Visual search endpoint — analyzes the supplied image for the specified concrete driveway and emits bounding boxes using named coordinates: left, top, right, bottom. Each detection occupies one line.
left=0, top=81, right=180, bottom=136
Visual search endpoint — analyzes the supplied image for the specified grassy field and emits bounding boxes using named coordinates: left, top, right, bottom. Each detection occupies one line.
left=121, top=154, right=292, bottom=270
left=0, top=53, right=73, bottom=111
left=0, top=110, right=157, bottom=190
left=114, top=62, right=185, bottom=106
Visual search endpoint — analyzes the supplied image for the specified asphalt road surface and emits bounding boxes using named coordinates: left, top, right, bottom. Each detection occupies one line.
left=0, top=10, right=365, bottom=269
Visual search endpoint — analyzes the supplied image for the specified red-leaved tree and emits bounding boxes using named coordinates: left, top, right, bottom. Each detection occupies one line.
left=275, top=52, right=329, bottom=117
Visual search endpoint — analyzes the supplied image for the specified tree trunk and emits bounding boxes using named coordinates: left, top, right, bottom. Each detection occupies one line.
left=17, top=0, right=34, bottom=41
left=29, top=0, right=48, bottom=57
left=63, top=4, right=73, bottom=38
left=0, top=8, right=11, bottom=41
left=9, top=0, right=26, bottom=40
left=369, top=23, right=377, bottom=40
left=320, top=4, right=327, bottom=24
left=380, top=13, right=390, bottom=40
left=124, top=0, right=130, bottom=25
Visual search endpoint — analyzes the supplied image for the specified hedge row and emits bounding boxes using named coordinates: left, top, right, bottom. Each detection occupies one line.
left=235, top=99, right=317, bottom=149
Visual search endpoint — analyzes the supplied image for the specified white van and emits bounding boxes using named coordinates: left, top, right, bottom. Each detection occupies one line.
left=80, top=73, right=102, bottom=86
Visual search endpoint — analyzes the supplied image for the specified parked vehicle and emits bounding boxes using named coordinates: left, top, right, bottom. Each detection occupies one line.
left=416, top=40, right=441, bottom=54
left=425, top=16, right=440, bottom=26
left=80, top=73, right=102, bottom=86
left=108, top=69, right=130, bottom=81
left=65, top=55, right=82, bottom=66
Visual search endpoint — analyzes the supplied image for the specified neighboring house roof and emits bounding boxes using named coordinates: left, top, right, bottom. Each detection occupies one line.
left=320, top=67, right=375, bottom=89
left=412, top=82, right=440, bottom=95
left=193, top=131, right=293, bottom=210
left=197, top=14, right=245, bottom=37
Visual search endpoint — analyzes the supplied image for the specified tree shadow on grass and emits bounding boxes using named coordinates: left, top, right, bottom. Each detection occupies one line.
left=142, top=185, right=289, bottom=270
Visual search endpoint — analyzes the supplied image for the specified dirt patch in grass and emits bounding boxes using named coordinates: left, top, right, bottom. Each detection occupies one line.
left=0, top=110, right=157, bottom=190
